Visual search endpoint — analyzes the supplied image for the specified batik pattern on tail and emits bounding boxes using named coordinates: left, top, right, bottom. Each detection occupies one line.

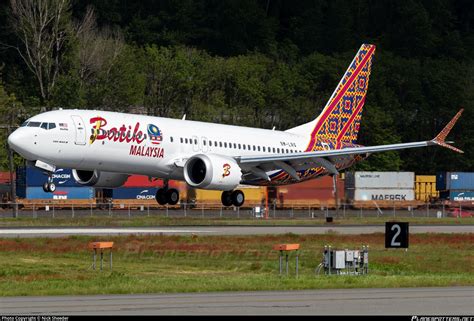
left=306, top=44, right=375, bottom=151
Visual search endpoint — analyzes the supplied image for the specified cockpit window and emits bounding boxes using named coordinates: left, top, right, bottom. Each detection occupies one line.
left=27, top=122, right=41, bottom=127
left=21, top=121, right=29, bottom=127
left=39, top=122, right=56, bottom=130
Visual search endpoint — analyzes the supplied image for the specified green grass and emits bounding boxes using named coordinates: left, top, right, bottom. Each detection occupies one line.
left=0, top=215, right=472, bottom=227
left=0, top=233, right=472, bottom=296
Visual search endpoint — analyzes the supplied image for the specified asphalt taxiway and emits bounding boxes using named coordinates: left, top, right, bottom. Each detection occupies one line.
left=0, top=225, right=471, bottom=237
left=1, top=287, right=472, bottom=315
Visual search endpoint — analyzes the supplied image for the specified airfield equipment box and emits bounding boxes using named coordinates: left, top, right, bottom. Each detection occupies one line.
left=316, top=245, right=369, bottom=275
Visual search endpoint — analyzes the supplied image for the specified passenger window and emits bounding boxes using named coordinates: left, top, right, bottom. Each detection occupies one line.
left=170, top=137, right=174, bottom=143
left=262, top=147, right=266, bottom=152
left=277, top=148, right=280, bottom=153
left=185, top=138, right=188, bottom=144
left=257, top=146, right=261, bottom=152
left=273, top=148, right=276, bottom=153
left=224, top=142, right=227, bottom=148
left=194, top=139, right=198, bottom=144
left=203, top=140, right=206, bottom=146
left=238, top=144, right=241, bottom=149
left=253, top=146, right=256, bottom=151
left=243, top=145, right=246, bottom=150
left=180, top=138, right=183, bottom=143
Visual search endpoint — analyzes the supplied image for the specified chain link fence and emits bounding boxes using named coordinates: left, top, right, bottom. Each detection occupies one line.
left=0, top=201, right=471, bottom=219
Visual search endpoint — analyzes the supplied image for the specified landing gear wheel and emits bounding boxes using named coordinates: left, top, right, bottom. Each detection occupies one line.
left=43, top=182, right=56, bottom=193
left=231, top=190, right=245, bottom=207
left=48, top=182, right=56, bottom=192
left=166, top=189, right=179, bottom=205
left=221, top=191, right=233, bottom=207
left=155, top=189, right=167, bottom=205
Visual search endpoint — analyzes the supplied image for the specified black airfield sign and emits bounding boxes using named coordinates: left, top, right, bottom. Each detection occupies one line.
left=385, top=222, right=409, bottom=248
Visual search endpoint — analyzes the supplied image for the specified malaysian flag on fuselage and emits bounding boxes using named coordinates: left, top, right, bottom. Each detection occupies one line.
left=147, top=124, right=163, bottom=144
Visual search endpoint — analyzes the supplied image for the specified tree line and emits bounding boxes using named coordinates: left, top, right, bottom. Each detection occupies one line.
left=0, top=0, right=472, bottom=173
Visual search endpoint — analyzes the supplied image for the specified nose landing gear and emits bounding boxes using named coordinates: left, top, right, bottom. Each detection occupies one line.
left=42, top=175, right=56, bottom=193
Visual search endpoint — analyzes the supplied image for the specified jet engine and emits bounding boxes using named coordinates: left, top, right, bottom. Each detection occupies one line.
left=183, top=154, right=242, bottom=190
left=72, top=169, right=129, bottom=187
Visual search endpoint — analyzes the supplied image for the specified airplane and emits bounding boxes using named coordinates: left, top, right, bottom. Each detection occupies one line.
left=7, top=44, right=464, bottom=207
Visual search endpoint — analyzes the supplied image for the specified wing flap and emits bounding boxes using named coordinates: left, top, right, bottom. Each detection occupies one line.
left=237, top=141, right=430, bottom=166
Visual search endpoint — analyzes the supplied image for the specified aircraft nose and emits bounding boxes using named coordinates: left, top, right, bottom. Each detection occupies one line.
left=8, top=129, right=29, bottom=153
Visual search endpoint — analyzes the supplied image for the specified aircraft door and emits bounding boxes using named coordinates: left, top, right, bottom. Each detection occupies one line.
left=71, top=115, right=87, bottom=145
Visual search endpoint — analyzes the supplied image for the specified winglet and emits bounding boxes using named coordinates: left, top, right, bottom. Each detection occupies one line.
left=431, top=109, right=464, bottom=153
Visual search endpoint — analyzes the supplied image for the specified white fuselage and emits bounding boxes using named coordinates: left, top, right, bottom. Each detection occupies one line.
left=9, top=110, right=309, bottom=182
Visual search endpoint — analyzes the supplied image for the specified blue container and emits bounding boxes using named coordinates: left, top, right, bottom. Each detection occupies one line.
left=106, top=187, right=158, bottom=200
left=16, top=166, right=82, bottom=187
left=16, top=186, right=94, bottom=200
left=446, top=191, right=474, bottom=202
left=436, top=172, right=474, bottom=191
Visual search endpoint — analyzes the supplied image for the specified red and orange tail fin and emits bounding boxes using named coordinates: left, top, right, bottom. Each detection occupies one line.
left=430, top=108, right=464, bottom=153
left=306, top=44, right=376, bottom=151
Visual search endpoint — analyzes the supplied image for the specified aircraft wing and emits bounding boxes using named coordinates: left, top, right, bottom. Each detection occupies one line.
left=236, top=109, right=463, bottom=181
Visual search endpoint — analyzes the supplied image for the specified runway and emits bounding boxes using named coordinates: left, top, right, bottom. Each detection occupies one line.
left=0, top=225, right=472, bottom=237
left=1, top=287, right=472, bottom=315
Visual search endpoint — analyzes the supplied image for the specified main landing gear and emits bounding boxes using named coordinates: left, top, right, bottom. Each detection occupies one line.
left=221, top=190, right=245, bottom=207
left=42, top=175, right=56, bottom=193
left=155, top=180, right=179, bottom=205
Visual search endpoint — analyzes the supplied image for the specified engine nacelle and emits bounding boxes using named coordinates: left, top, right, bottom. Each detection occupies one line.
left=72, top=169, right=129, bottom=188
left=184, top=154, right=242, bottom=190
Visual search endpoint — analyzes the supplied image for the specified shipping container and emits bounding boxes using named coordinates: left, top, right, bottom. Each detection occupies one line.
left=436, top=172, right=474, bottom=191
left=16, top=186, right=94, bottom=200
left=416, top=175, right=436, bottom=183
left=0, top=172, right=14, bottom=184
left=348, top=189, right=415, bottom=201
left=105, top=187, right=187, bottom=201
left=415, top=175, right=439, bottom=201
left=16, top=166, right=82, bottom=187
left=276, top=176, right=344, bottom=206
left=123, top=176, right=184, bottom=188
left=440, top=191, right=474, bottom=202
left=345, top=171, right=414, bottom=189
left=0, top=184, right=10, bottom=202
left=105, top=187, right=158, bottom=200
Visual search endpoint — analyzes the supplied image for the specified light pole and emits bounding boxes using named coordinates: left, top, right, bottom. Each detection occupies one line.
left=7, top=125, right=18, bottom=218
left=1, top=122, right=19, bottom=218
